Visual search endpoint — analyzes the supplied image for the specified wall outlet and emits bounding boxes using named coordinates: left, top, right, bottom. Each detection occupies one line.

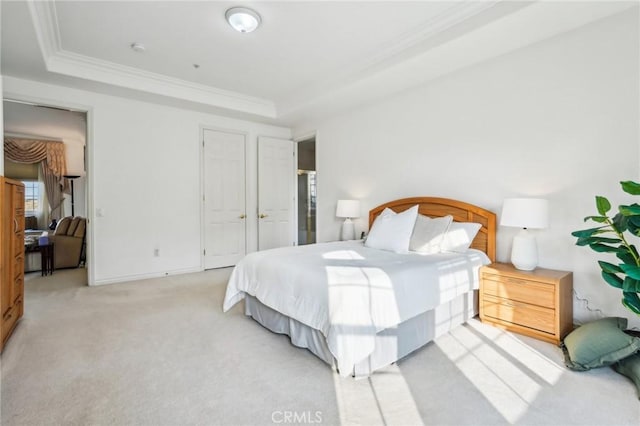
left=153, top=248, right=160, bottom=257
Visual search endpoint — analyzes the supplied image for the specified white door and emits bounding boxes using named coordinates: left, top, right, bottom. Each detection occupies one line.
left=258, top=136, right=295, bottom=250
left=203, top=129, right=246, bottom=268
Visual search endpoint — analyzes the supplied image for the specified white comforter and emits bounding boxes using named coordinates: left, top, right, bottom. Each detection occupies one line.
left=223, top=241, right=490, bottom=376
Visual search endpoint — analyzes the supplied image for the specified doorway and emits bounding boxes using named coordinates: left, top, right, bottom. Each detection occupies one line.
left=202, top=128, right=247, bottom=269
left=257, top=136, right=296, bottom=251
left=2, top=99, right=89, bottom=285
left=297, top=138, right=316, bottom=245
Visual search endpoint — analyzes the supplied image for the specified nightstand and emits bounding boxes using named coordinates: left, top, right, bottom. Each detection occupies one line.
left=479, top=263, right=573, bottom=344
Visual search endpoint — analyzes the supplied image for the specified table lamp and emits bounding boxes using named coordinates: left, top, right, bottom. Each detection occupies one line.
left=336, top=200, right=360, bottom=241
left=500, top=198, right=549, bottom=271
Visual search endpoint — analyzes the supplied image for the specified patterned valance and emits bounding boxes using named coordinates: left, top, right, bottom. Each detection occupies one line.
left=4, top=137, right=67, bottom=177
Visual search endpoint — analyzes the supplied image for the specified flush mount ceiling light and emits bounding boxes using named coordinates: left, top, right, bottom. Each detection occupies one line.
left=225, top=7, right=261, bottom=33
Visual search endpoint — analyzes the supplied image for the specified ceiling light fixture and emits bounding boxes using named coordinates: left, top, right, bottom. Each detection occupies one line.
left=225, top=7, right=261, bottom=33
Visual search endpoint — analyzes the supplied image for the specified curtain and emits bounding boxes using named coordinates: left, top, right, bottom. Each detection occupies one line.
left=41, top=163, right=64, bottom=220
left=4, top=138, right=67, bottom=176
left=38, top=166, right=50, bottom=226
left=4, top=137, right=68, bottom=220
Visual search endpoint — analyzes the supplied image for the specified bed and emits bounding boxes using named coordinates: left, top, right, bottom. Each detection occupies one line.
left=223, top=197, right=496, bottom=377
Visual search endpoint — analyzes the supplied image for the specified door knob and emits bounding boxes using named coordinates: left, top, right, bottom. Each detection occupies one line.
left=239, top=214, right=246, bottom=219
left=259, top=213, right=268, bottom=219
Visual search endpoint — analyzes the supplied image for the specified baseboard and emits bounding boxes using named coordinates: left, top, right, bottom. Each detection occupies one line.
left=91, top=266, right=203, bottom=286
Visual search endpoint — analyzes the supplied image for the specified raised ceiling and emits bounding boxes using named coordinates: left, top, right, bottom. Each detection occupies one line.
left=1, top=1, right=635, bottom=126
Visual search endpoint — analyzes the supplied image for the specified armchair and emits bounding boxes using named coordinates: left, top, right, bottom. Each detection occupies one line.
left=49, top=216, right=86, bottom=269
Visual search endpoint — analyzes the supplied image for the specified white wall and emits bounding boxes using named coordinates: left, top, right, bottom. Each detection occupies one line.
left=295, top=10, right=640, bottom=327
left=3, top=76, right=291, bottom=285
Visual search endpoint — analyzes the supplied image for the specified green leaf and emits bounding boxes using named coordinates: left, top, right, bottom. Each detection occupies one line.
left=596, top=196, right=611, bottom=215
left=612, top=213, right=628, bottom=233
left=590, top=237, right=622, bottom=244
left=621, top=181, right=640, bottom=195
left=602, top=271, right=624, bottom=289
left=617, top=249, right=637, bottom=265
left=577, top=236, right=621, bottom=247
left=623, top=277, right=640, bottom=293
left=583, top=216, right=608, bottom=223
left=598, top=261, right=623, bottom=274
left=571, top=227, right=607, bottom=238
left=621, top=264, right=640, bottom=280
left=628, top=221, right=640, bottom=237
left=590, top=243, right=621, bottom=253
left=627, top=218, right=640, bottom=237
left=576, top=237, right=593, bottom=246
left=619, top=204, right=640, bottom=216
left=622, top=292, right=640, bottom=315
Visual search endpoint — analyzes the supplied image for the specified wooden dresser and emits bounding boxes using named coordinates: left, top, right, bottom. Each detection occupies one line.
left=1, top=177, right=25, bottom=351
left=479, top=262, right=573, bottom=344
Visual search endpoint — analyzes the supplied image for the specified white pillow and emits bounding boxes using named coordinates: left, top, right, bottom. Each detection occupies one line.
left=440, top=222, right=482, bottom=253
left=409, top=214, right=453, bottom=254
left=365, top=205, right=419, bottom=253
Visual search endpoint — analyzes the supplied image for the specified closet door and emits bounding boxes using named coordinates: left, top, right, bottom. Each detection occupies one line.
left=203, top=129, right=246, bottom=269
left=257, top=136, right=295, bottom=250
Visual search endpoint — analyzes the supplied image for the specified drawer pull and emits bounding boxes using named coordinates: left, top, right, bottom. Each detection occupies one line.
left=505, top=278, right=527, bottom=285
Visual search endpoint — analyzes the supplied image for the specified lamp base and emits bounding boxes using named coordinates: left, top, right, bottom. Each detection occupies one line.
left=340, top=218, right=355, bottom=241
left=511, top=229, right=538, bottom=271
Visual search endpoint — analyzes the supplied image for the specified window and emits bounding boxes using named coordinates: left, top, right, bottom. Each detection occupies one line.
left=22, top=181, right=41, bottom=217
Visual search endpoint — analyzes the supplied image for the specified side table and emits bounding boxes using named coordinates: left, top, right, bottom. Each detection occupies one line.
left=39, top=243, right=54, bottom=276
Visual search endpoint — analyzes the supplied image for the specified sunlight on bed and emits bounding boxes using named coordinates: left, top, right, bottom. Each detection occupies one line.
left=332, top=363, right=424, bottom=426
left=435, top=254, right=485, bottom=303
left=325, top=266, right=401, bottom=327
left=322, top=250, right=365, bottom=260
left=436, top=322, right=564, bottom=423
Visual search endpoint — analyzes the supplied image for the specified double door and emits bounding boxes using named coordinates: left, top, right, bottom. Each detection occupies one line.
left=202, top=130, right=294, bottom=269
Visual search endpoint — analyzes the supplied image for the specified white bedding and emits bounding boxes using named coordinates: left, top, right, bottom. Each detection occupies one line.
left=223, top=240, right=490, bottom=376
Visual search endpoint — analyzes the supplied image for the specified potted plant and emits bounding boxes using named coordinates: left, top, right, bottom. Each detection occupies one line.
left=572, top=181, right=640, bottom=316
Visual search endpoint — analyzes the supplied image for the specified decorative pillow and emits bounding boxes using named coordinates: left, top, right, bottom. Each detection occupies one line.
left=55, top=217, right=72, bottom=235
left=67, top=217, right=81, bottom=236
left=365, top=205, right=419, bottom=253
left=613, top=351, right=640, bottom=399
left=409, top=214, right=453, bottom=254
left=440, top=222, right=482, bottom=253
left=560, top=317, right=640, bottom=371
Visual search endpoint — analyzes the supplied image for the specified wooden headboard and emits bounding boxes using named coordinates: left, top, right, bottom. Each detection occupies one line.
left=368, top=197, right=496, bottom=262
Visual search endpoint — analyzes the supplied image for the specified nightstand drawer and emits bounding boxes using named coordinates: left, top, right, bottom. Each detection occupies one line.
left=482, top=274, right=555, bottom=308
left=482, top=294, right=555, bottom=334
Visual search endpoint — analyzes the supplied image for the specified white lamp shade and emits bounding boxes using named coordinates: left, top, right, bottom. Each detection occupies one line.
left=64, top=141, right=86, bottom=177
left=500, top=198, right=549, bottom=229
left=336, top=200, right=360, bottom=218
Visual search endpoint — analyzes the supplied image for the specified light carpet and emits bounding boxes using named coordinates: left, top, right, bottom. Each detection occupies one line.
left=1, top=268, right=639, bottom=425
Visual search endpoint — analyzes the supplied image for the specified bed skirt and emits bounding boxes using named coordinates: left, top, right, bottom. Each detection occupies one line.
left=244, top=290, right=478, bottom=377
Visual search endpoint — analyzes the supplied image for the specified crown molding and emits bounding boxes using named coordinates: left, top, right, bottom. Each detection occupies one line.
left=27, top=0, right=277, bottom=118
left=28, top=0, right=61, bottom=62
left=351, top=1, right=501, bottom=73
left=26, top=0, right=500, bottom=120
left=45, top=50, right=277, bottom=118
left=275, top=1, right=503, bottom=114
